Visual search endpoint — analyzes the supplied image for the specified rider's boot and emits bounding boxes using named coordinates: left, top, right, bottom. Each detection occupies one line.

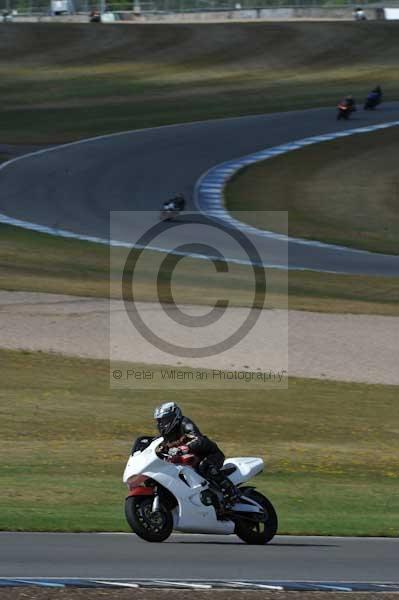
left=212, top=473, right=240, bottom=506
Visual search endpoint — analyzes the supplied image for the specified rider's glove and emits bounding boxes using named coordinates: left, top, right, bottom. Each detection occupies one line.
left=168, top=447, right=182, bottom=457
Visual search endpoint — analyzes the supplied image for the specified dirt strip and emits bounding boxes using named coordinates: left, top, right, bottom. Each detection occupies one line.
left=0, top=291, right=398, bottom=385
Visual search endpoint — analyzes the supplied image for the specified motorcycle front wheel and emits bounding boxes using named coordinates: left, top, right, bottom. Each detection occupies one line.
left=125, top=496, right=173, bottom=542
left=235, top=489, right=278, bottom=545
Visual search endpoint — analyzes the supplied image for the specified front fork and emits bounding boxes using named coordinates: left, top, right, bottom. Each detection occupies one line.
left=151, top=492, right=160, bottom=513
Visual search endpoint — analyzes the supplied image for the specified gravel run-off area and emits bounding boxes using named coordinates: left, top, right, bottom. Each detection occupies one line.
left=1, top=291, right=398, bottom=385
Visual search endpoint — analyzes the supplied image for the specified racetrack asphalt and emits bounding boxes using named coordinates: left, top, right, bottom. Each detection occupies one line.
left=1, top=533, right=398, bottom=581
left=2, top=105, right=399, bottom=275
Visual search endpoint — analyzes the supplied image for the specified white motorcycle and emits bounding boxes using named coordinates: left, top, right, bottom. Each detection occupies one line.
left=123, top=436, right=278, bottom=544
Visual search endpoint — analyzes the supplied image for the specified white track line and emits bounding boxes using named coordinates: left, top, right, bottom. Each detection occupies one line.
left=7, top=579, right=65, bottom=588
left=93, top=580, right=139, bottom=588
left=153, top=580, right=212, bottom=589
left=229, top=581, right=284, bottom=590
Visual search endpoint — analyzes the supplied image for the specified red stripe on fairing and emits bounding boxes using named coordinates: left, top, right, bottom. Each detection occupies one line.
left=127, top=487, right=155, bottom=497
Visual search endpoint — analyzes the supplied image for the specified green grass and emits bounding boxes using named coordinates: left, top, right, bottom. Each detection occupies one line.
left=1, top=22, right=399, bottom=143
left=0, top=223, right=277, bottom=308
left=0, top=349, right=398, bottom=534
left=226, top=127, right=399, bottom=255
left=3, top=223, right=399, bottom=314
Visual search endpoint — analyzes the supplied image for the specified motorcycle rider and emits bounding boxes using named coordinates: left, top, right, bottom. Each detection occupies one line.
left=154, top=402, right=238, bottom=504
left=174, top=193, right=185, bottom=211
left=344, top=95, right=356, bottom=111
left=162, top=193, right=185, bottom=213
left=367, top=85, right=382, bottom=105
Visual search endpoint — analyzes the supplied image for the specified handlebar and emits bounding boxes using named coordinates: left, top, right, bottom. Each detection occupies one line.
left=156, top=444, right=197, bottom=465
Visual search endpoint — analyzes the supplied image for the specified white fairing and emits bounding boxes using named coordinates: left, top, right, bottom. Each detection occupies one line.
left=223, top=457, right=264, bottom=485
left=123, top=438, right=263, bottom=535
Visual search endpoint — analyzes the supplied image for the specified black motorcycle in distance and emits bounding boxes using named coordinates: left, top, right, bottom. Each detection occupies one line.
left=160, top=194, right=186, bottom=222
left=364, top=88, right=382, bottom=110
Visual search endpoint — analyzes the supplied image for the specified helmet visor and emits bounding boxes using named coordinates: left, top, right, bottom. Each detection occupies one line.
left=157, top=414, right=177, bottom=436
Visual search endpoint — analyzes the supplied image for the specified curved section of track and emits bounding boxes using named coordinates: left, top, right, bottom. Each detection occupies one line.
left=1, top=106, right=399, bottom=274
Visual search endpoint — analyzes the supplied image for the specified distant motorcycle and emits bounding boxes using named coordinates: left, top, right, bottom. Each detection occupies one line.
left=123, top=436, right=278, bottom=544
left=337, top=100, right=356, bottom=120
left=364, top=90, right=382, bottom=110
left=160, top=194, right=186, bottom=222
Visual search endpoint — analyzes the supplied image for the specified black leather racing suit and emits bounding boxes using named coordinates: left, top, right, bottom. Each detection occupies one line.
left=174, top=196, right=185, bottom=211
left=345, top=97, right=356, bottom=111
left=163, top=417, right=234, bottom=495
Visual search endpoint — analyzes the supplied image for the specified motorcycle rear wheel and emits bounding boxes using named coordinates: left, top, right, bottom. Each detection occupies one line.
left=235, top=489, right=278, bottom=545
left=125, top=496, right=173, bottom=542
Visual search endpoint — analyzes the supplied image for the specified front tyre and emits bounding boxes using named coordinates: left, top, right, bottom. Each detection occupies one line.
left=125, top=496, right=173, bottom=542
left=235, top=489, right=278, bottom=545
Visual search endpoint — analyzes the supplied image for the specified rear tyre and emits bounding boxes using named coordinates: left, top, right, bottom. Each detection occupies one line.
left=125, top=496, right=173, bottom=542
left=235, top=489, right=278, bottom=545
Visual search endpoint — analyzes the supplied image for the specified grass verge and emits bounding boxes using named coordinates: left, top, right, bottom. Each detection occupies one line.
left=2, top=223, right=399, bottom=314
left=0, top=349, right=398, bottom=535
left=226, top=127, right=399, bottom=255
left=1, top=22, right=399, bottom=143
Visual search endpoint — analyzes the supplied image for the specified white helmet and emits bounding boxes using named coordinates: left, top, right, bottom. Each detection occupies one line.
left=154, top=402, right=182, bottom=436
